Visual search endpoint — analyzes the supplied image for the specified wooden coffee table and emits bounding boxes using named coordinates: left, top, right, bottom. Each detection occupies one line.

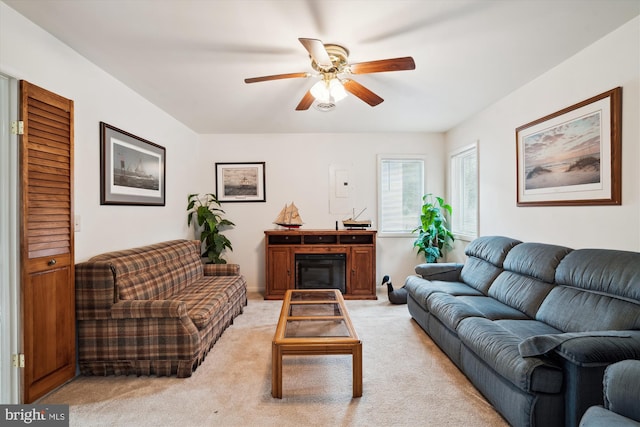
left=272, top=289, right=362, bottom=398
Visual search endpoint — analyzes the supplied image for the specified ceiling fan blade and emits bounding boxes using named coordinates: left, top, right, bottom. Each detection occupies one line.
left=349, top=57, right=416, bottom=74
left=244, top=72, right=309, bottom=84
left=298, top=38, right=332, bottom=70
left=342, top=80, right=384, bottom=107
left=295, top=90, right=315, bottom=111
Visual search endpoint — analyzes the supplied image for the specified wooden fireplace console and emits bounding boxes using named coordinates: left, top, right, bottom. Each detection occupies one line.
left=264, top=229, right=377, bottom=300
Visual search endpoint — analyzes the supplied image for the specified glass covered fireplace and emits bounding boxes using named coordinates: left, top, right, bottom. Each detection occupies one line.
left=295, top=253, right=346, bottom=293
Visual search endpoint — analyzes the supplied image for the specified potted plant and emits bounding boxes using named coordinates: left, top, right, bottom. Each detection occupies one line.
left=187, top=193, right=234, bottom=264
left=412, top=193, right=454, bottom=263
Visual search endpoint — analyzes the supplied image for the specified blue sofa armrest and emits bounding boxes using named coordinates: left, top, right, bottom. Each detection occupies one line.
left=579, top=359, right=640, bottom=426
left=414, top=263, right=463, bottom=281
left=551, top=331, right=640, bottom=367
left=545, top=332, right=640, bottom=427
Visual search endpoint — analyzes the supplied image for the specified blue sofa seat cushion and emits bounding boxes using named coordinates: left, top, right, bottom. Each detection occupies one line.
left=404, top=276, right=482, bottom=308
left=579, top=406, right=640, bottom=427
left=428, top=294, right=530, bottom=330
left=457, top=317, right=563, bottom=393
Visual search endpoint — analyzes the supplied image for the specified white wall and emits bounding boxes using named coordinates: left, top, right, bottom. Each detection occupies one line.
left=196, top=133, right=445, bottom=293
left=0, top=2, right=200, bottom=262
left=446, top=16, right=640, bottom=260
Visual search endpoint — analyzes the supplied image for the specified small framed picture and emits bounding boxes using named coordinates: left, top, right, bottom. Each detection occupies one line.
left=215, top=162, right=266, bottom=202
left=100, top=122, right=166, bottom=206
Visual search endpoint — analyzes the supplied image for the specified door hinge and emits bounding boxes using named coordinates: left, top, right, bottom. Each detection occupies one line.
left=11, top=121, right=24, bottom=135
left=12, top=354, right=25, bottom=368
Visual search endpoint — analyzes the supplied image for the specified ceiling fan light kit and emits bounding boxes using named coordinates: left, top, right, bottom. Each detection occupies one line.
left=244, top=38, right=415, bottom=111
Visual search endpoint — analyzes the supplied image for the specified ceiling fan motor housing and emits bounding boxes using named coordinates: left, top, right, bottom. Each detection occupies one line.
left=311, top=44, right=349, bottom=72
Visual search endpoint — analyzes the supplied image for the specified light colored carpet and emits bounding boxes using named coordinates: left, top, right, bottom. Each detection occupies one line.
left=41, top=289, right=508, bottom=426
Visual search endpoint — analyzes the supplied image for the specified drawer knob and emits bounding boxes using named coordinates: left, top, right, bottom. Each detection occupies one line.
left=48, top=259, right=57, bottom=266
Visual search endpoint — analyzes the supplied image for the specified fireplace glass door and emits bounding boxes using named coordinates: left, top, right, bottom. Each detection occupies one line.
left=295, top=253, right=346, bottom=293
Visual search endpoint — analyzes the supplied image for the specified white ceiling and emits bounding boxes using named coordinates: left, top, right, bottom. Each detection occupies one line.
left=5, top=0, right=639, bottom=134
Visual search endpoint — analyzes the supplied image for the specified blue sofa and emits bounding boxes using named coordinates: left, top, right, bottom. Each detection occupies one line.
left=579, top=359, right=640, bottom=426
left=404, top=236, right=640, bottom=427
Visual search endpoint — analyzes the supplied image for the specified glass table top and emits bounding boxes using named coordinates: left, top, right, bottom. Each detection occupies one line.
left=277, top=289, right=356, bottom=340
left=289, top=290, right=338, bottom=301
left=285, top=319, right=350, bottom=338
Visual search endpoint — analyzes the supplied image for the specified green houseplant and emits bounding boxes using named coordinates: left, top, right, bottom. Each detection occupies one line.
left=187, top=193, right=234, bottom=264
left=413, top=193, right=454, bottom=263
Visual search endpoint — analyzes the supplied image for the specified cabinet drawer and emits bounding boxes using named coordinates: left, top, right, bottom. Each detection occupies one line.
left=268, top=235, right=302, bottom=245
left=340, top=234, right=374, bottom=244
left=304, top=234, right=338, bottom=244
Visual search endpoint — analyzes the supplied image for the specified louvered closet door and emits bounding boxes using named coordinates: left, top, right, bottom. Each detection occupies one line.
left=20, top=81, right=75, bottom=403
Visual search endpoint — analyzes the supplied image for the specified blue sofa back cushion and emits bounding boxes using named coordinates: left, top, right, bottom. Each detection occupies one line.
left=460, top=257, right=503, bottom=294
left=555, top=249, right=640, bottom=301
left=537, top=286, right=640, bottom=332
left=488, top=271, right=555, bottom=318
left=464, top=236, right=521, bottom=267
left=460, top=236, right=523, bottom=294
left=503, top=242, right=572, bottom=283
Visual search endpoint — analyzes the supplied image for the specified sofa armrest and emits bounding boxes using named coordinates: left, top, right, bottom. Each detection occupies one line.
left=602, top=360, right=640, bottom=422
left=111, top=300, right=188, bottom=319
left=203, top=263, right=240, bottom=276
left=414, top=263, right=463, bottom=281
left=551, top=331, right=640, bottom=367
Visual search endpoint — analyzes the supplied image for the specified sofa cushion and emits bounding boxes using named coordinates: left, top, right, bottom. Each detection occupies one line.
left=415, top=263, right=463, bottom=281
left=488, top=272, right=556, bottom=318
left=579, top=406, right=636, bottom=427
left=460, top=257, right=503, bottom=294
left=537, top=286, right=640, bottom=332
left=519, top=331, right=633, bottom=357
left=103, top=240, right=204, bottom=301
left=464, top=235, right=522, bottom=266
left=429, top=294, right=530, bottom=329
left=404, top=276, right=482, bottom=308
left=170, top=275, right=247, bottom=330
left=555, top=249, right=640, bottom=301
left=494, top=319, right=561, bottom=339
left=503, top=242, right=572, bottom=283
left=603, top=360, right=640, bottom=422
left=426, top=294, right=486, bottom=330
left=457, top=317, right=563, bottom=393
left=459, top=236, right=521, bottom=294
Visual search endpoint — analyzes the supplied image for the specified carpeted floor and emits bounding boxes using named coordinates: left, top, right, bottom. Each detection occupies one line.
left=40, top=289, right=508, bottom=426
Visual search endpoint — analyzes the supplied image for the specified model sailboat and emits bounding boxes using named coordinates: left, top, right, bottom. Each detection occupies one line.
left=342, top=207, right=371, bottom=228
left=274, top=202, right=303, bottom=228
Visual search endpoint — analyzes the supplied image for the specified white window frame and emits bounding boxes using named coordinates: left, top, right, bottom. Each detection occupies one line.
left=377, top=154, right=425, bottom=238
left=449, top=143, right=478, bottom=241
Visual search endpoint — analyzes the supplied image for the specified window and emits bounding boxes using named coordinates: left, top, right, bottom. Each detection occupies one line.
left=377, top=155, right=424, bottom=236
left=450, top=144, right=478, bottom=240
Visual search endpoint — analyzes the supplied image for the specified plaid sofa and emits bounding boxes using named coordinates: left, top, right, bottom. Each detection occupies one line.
left=76, top=239, right=247, bottom=377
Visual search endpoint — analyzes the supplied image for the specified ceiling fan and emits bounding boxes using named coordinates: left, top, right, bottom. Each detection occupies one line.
left=244, top=38, right=415, bottom=111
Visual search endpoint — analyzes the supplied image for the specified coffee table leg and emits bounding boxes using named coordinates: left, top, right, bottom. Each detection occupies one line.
left=272, top=343, right=282, bottom=398
left=352, top=343, right=363, bottom=398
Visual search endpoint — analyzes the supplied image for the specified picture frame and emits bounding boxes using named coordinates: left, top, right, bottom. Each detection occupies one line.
left=215, top=162, right=266, bottom=202
left=516, top=87, right=622, bottom=207
left=100, top=122, right=166, bottom=206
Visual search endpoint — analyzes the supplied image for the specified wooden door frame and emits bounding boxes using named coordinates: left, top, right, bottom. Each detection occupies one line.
left=0, top=73, right=21, bottom=404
